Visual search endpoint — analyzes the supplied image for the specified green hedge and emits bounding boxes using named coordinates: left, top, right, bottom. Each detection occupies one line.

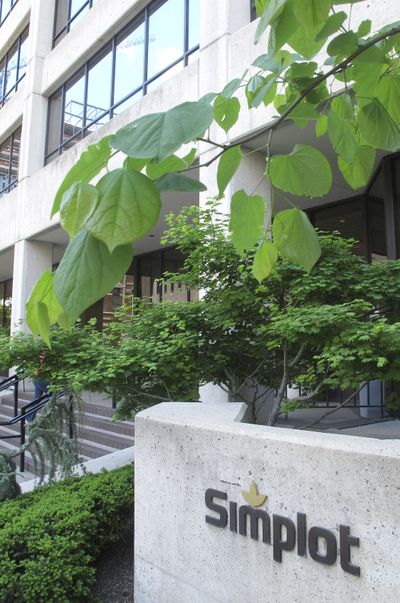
left=0, top=465, right=134, bottom=602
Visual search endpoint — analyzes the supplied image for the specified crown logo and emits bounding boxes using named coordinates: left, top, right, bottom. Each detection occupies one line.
left=241, top=481, right=267, bottom=507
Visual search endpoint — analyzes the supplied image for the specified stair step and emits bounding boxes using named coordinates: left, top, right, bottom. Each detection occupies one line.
left=82, top=412, right=135, bottom=436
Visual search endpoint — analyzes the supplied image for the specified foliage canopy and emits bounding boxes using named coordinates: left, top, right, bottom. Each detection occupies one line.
left=24, top=1, right=400, bottom=342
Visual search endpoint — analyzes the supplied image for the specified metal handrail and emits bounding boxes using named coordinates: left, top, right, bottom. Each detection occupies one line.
left=0, top=373, right=23, bottom=392
left=0, top=387, right=68, bottom=472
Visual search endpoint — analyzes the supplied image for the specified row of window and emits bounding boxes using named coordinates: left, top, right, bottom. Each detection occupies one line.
left=46, top=0, right=199, bottom=163
left=0, top=0, right=18, bottom=26
left=0, top=27, right=28, bottom=106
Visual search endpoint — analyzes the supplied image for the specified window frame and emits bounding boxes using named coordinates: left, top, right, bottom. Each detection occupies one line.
left=0, top=125, right=22, bottom=197
left=45, top=0, right=200, bottom=163
left=53, top=0, right=96, bottom=47
left=0, top=26, right=29, bottom=107
left=0, top=0, right=19, bottom=26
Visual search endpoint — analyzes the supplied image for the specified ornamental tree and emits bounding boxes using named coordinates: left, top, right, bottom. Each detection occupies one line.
left=26, top=1, right=400, bottom=345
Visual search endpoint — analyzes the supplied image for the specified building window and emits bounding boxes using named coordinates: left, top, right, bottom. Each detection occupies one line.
left=309, top=154, right=400, bottom=262
left=53, top=0, right=97, bottom=46
left=0, top=27, right=28, bottom=106
left=45, top=0, right=200, bottom=163
left=250, top=0, right=257, bottom=21
left=0, top=126, right=21, bottom=196
left=0, top=0, right=19, bottom=26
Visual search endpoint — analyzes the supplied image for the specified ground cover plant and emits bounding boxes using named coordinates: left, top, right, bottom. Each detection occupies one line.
left=22, top=0, right=400, bottom=344
left=0, top=465, right=134, bottom=602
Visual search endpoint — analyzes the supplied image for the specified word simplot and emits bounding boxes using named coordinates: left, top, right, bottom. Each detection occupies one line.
left=205, top=489, right=360, bottom=576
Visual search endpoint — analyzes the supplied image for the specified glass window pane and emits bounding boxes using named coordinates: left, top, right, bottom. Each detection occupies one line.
left=54, top=0, right=69, bottom=36
left=63, top=72, right=85, bottom=144
left=0, top=58, right=5, bottom=103
left=147, top=0, right=184, bottom=80
left=47, top=89, right=63, bottom=156
left=146, top=59, right=183, bottom=92
left=18, top=30, right=28, bottom=81
left=10, top=127, right=21, bottom=185
left=114, top=20, right=145, bottom=106
left=1, top=0, right=12, bottom=23
left=86, top=47, right=112, bottom=125
left=4, top=42, right=18, bottom=98
left=188, top=0, right=200, bottom=49
left=70, top=0, right=90, bottom=29
left=312, top=199, right=366, bottom=257
left=0, top=136, right=11, bottom=193
left=113, top=89, right=143, bottom=116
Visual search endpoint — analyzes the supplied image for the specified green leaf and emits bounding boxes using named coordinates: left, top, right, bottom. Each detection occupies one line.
left=375, top=76, right=400, bottom=124
left=213, top=95, right=240, bottom=132
left=221, top=78, right=242, bottom=99
left=357, top=19, right=371, bottom=36
left=216, top=146, right=242, bottom=199
left=51, top=136, right=112, bottom=217
left=254, top=0, right=288, bottom=44
left=199, top=92, right=217, bottom=104
left=87, top=168, right=161, bottom=252
left=288, top=100, right=318, bottom=128
left=147, top=155, right=186, bottom=180
left=268, top=2, right=298, bottom=55
left=288, top=27, right=325, bottom=59
left=293, top=0, right=330, bottom=34
left=338, top=145, right=376, bottom=189
left=273, top=208, right=321, bottom=272
left=327, top=32, right=358, bottom=58
left=110, top=102, right=213, bottom=162
left=254, top=74, right=278, bottom=108
left=315, top=115, right=328, bottom=137
left=34, top=303, right=51, bottom=348
left=253, top=53, right=282, bottom=72
left=269, top=144, right=332, bottom=198
left=60, top=183, right=98, bottom=237
left=353, top=46, right=387, bottom=101
left=253, top=241, right=278, bottom=282
left=54, top=231, right=133, bottom=320
left=154, top=172, right=207, bottom=192
left=315, top=12, right=347, bottom=41
left=357, top=98, right=400, bottom=152
left=26, top=271, right=70, bottom=344
left=123, top=157, right=148, bottom=171
left=230, top=190, right=265, bottom=255
left=327, top=110, right=358, bottom=163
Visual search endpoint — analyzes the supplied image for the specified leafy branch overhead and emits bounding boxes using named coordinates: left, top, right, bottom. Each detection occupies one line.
left=26, top=0, right=400, bottom=341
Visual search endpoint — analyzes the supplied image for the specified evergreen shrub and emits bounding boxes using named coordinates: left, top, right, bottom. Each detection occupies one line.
left=0, top=465, right=134, bottom=602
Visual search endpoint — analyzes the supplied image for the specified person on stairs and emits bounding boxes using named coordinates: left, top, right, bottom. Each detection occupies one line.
left=27, top=351, right=49, bottom=423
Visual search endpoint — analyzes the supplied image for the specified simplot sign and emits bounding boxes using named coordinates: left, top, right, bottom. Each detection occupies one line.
left=205, top=481, right=360, bottom=577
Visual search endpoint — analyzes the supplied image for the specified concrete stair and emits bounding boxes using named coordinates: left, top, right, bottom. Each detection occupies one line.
left=0, top=390, right=135, bottom=479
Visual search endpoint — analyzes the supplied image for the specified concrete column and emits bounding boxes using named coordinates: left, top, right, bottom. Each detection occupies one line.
left=10, top=239, right=53, bottom=333
left=19, top=0, right=56, bottom=179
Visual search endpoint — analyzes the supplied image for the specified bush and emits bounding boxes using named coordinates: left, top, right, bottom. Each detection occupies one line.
left=0, top=465, right=134, bottom=602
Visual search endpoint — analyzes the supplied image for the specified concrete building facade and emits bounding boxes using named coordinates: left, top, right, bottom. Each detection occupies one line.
left=0, top=0, right=398, bottom=334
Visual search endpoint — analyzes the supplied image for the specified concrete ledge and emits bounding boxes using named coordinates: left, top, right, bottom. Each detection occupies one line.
left=20, top=445, right=134, bottom=493
left=135, top=402, right=400, bottom=603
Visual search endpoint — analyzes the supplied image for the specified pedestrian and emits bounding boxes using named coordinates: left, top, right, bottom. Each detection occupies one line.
left=27, top=351, right=50, bottom=422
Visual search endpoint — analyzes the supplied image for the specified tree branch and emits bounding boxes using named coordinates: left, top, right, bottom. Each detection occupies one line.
left=289, top=344, right=306, bottom=368
left=296, top=383, right=365, bottom=430
left=188, top=25, right=400, bottom=173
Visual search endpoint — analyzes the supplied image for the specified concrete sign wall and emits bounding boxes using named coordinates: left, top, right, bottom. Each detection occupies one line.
left=135, top=403, right=400, bottom=603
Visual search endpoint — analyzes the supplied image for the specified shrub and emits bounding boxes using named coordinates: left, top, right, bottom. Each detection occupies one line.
left=0, top=465, right=134, bottom=602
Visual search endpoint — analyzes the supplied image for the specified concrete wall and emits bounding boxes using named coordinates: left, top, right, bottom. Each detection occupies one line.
left=135, top=402, right=400, bottom=603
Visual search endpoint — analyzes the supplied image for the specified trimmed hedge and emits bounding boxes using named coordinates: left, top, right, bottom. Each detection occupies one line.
left=0, top=465, right=134, bottom=602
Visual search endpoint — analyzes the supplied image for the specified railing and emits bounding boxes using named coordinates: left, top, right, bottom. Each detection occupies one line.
left=0, top=372, right=23, bottom=416
left=0, top=375, right=74, bottom=472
